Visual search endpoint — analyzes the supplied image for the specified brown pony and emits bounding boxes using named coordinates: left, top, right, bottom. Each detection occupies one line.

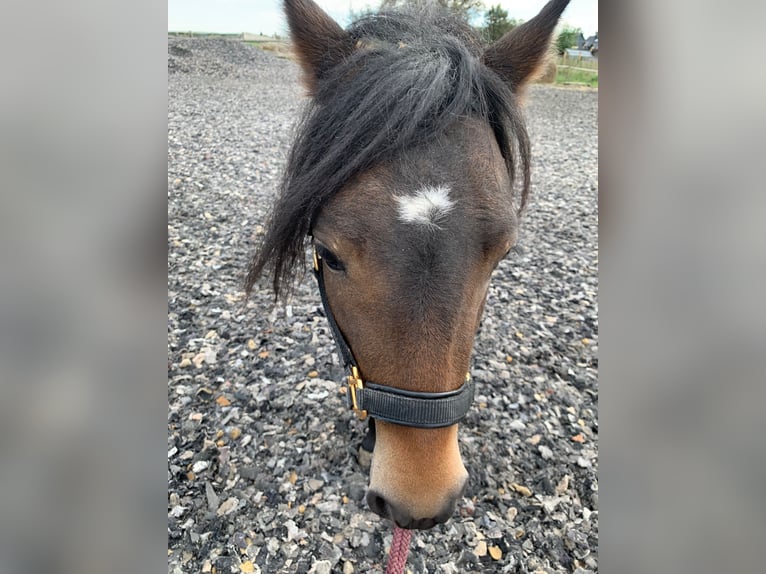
left=247, top=0, right=571, bottom=530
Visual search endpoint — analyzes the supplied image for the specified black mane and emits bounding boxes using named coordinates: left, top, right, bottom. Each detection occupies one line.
left=246, top=5, right=531, bottom=298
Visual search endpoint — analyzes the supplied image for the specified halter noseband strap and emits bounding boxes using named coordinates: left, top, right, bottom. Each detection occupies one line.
left=312, top=246, right=475, bottom=429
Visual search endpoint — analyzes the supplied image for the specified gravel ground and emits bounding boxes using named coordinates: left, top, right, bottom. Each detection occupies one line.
left=168, top=37, right=598, bottom=574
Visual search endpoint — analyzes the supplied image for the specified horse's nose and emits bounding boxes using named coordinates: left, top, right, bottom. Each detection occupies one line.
left=366, top=484, right=465, bottom=530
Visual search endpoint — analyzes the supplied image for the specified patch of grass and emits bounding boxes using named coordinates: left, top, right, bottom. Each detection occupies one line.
left=557, top=55, right=599, bottom=71
left=556, top=66, right=598, bottom=88
left=245, top=40, right=292, bottom=59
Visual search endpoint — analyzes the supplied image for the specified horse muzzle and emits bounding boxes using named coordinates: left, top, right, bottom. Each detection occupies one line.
left=365, top=421, right=468, bottom=529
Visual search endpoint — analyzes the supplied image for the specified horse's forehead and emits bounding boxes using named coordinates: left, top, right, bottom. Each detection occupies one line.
left=326, top=119, right=512, bottom=235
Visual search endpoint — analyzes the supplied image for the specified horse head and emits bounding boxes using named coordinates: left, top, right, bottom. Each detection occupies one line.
left=247, top=0, right=570, bottom=529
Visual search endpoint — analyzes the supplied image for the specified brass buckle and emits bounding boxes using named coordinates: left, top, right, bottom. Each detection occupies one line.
left=312, top=246, right=320, bottom=271
left=347, top=366, right=367, bottom=420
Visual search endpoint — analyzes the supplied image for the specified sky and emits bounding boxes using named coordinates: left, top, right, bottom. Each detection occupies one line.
left=168, top=0, right=598, bottom=38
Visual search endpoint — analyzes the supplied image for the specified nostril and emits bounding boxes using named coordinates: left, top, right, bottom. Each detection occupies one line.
left=367, top=491, right=413, bottom=528
left=366, top=490, right=389, bottom=518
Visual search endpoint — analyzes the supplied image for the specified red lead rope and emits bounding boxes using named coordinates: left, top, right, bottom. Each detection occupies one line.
left=385, top=526, right=412, bottom=574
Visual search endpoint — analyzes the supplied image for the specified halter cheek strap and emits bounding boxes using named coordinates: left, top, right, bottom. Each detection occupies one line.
left=312, top=246, right=475, bottom=429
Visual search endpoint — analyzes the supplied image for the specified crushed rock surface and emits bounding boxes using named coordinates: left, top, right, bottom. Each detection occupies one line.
left=168, top=37, right=598, bottom=574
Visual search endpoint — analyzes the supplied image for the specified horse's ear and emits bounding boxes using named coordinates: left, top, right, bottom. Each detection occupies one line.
left=284, top=0, right=353, bottom=94
left=482, top=0, right=570, bottom=93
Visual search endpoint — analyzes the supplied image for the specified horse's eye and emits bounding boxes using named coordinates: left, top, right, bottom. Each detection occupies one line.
left=317, top=245, right=345, bottom=272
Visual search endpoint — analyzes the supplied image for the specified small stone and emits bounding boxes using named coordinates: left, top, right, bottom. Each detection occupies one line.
left=247, top=339, right=257, bottom=350
left=169, top=505, right=187, bottom=518
left=459, top=497, right=475, bottom=517
left=474, top=540, right=487, bottom=557
left=215, top=396, right=231, bottom=407
left=512, top=483, right=532, bottom=497
left=506, top=506, right=518, bottom=521
left=309, top=560, right=332, bottom=574
left=316, top=500, right=340, bottom=513
left=343, top=561, right=354, bottom=574
left=308, top=478, right=324, bottom=491
left=229, top=427, right=242, bottom=440
left=539, top=445, right=554, bottom=459
left=572, top=433, right=585, bottom=443
left=232, top=532, right=248, bottom=549
left=281, top=542, right=299, bottom=559
left=528, top=434, right=542, bottom=445
left=240, top=561, right=255, bottom=573
left=192, top=460, right=209, bottom=473
left=509, top=419, right=525, bottom=431
left=542, top=496, right=564, bottom=513
left=179, top=358, right=192, bottom=368
left=201, top=559, right=212, bottom=573
left=285, top=519, right=304, bottom=542
left=489, top=546, right=502, bottom=560
left=308, top=370, right=319, bottom=378
left=555, top=475, right=570, bottom=495
left=216, top=497, right=238, bottom=516
left=347, top=482, right=366, bottom=501
left=192, top=351, right=206, bottom=368
left=205, top=481, right=219, bottom=511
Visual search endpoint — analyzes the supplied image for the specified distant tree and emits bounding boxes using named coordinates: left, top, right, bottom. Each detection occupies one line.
left=379, top=0, right=485, bottom=21
left=482, top=4, right=516, bottom=42
left=555, top=25, right=583, bottom=55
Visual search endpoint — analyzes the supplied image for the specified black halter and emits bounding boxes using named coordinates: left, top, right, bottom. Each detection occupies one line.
left=312, top=246, right=475, bottom=429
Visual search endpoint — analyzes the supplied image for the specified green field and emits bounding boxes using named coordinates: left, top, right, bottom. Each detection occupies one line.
left=556, top=66, right=598, bottom=88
